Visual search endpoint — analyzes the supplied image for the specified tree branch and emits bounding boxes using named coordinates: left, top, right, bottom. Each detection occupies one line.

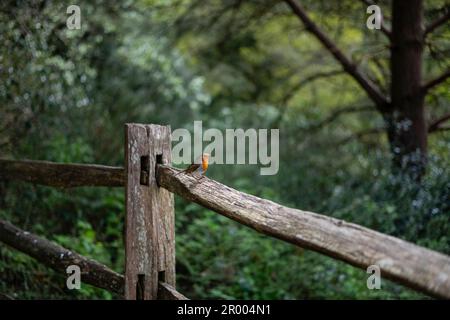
left=360, top=0, right=392, bottom=39
left=423, top=69, right=450, bottom=93
left=428, top=113, right=450, bottom=133
left=430, top=126, right=450, bottom=133
left=272, top=70, right=343, bottom=127
left=424, top=8, right=450, bottom=36
left=337, top=127, right=384, bottom=145
left=304, top=105, right=375, bottom=131
left=281, top=70, right=343, bottom=104
left=284, top=0, right=389, bottom=110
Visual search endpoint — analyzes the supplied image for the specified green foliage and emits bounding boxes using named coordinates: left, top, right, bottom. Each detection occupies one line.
left=0, top=0, right=448, bottom=300
left=174, top=139, right=448, bottom=299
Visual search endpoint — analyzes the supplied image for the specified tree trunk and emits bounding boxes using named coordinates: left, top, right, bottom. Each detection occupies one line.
left=388, top=0, right=427, bottom=179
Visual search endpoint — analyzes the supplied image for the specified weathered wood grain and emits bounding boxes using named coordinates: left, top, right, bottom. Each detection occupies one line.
left=0, top=159, right=124, bottom=188
left=158, top=282, right=189, bottom=300
left=156, top=164, right=450, bottom=299
left=0, top=219, right=124, bottom=295
left=148, top=125, right=176, bottom=289
left=125, top=124, right=153, bottom=299
left=124, top=124, right=175, bottom=300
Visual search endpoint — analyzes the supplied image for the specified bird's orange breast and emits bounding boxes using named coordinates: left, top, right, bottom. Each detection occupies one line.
left=202, top=157, right=209, bottom=172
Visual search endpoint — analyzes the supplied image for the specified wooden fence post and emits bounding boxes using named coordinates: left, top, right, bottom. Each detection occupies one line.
left=124, top=123, right=175, bottom=300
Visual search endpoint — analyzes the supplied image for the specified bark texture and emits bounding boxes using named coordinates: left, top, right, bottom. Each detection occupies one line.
left=388, top=0, right=427, bottom=178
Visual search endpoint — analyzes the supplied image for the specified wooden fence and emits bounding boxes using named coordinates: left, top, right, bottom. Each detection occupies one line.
left=0, top=123, right=449, bottom=299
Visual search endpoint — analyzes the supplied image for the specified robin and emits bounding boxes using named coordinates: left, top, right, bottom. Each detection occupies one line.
left=180, top=153, right=210, bottom=176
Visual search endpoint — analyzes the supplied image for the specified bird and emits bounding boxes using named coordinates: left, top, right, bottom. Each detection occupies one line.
left=180, top=153, right=210, bottom=176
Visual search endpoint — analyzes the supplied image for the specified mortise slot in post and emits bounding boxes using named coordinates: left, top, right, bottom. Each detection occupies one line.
left=140, top=156, right=149, bottom=185
left=158, top=270, right=166, bottom=283
left=156, top=271, right=166, bottom=300
left=156, top=154, right=163, bottom=165
left=136, top=274, right=145, bottom=300
left=155, top=154, right=163, bottom=187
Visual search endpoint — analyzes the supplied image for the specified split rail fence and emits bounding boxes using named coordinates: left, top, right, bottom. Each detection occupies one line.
left=0, top=123, right=449, bottom=299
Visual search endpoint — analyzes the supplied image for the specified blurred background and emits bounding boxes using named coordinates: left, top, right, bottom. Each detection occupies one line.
left=0, top=0, right=449, bottom=299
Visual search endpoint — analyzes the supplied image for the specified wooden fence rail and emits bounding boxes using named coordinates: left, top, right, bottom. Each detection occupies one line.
left=0, top=218, right=124, bottom=294
left=1, top=121, right=450, bottom=300
left=157, top=165, right=450, bottom=299
left=0, top=159, right=124, bottom=188
left=0, top=219, right=187, bottom=300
